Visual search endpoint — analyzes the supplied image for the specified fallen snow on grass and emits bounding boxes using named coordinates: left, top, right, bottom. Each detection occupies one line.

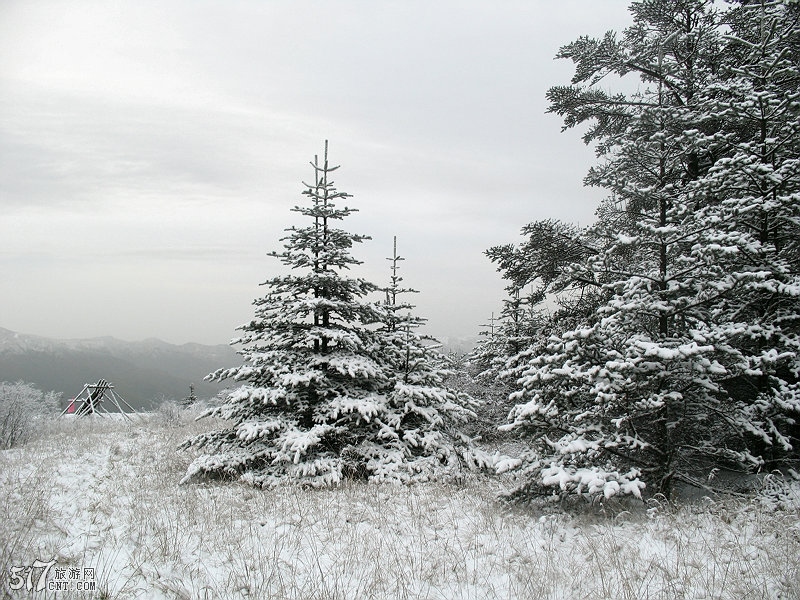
left=1, top=415, right=798, bottom=599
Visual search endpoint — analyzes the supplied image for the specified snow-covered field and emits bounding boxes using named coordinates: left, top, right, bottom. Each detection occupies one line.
left=2, top=411, right=799, bottom=599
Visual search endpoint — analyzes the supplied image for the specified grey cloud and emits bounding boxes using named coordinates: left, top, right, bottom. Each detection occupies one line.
left=0, top=0, right=633, bottom=344
left=0, top=88, right=303, bottom=211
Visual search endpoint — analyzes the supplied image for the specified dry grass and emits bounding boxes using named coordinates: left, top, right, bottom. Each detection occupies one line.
left=1, top=413, right=798, bottom=599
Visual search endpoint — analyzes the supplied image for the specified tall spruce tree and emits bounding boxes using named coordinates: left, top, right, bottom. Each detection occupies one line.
left=181, top=144, right=478, bottom=486
left=496, top=0, right=800, bottom=500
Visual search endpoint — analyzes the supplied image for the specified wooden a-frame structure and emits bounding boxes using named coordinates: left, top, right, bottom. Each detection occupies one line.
left=60, top=379, right=137, bottom=419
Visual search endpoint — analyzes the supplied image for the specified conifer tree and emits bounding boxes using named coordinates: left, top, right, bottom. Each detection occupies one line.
left=181, top=145, right=478, bottom=486
left=469, top=311, right=504, bottom=384
left=496, top=0, right=800, bottom=500
left=371, top=235, right=482, bottom=479
left=686, top=0, right=800, bottom=465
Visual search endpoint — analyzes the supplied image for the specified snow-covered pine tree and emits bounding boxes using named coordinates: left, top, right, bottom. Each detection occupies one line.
left=469, top=295, right=542, bottom=384
left=381, top=235, right=421, bottom=337
left=468, top=219, right=606, bottom=441
left=684, top=0, right=800, bottom=467
left=498, top=0, right=798, bottom=500
left=474, top=218, right=603, bottom=385
left=469, top=311, right=504, bottom=384
left=370, top=235, right=482, bottom=479
left=181, top=144, right=477, bottom=486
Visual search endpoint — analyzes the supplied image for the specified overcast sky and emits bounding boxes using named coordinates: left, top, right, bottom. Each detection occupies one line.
left=0, top=1, right=633, bottom=347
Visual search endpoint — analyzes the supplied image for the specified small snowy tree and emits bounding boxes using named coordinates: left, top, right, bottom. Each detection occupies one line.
left=370, top=236, right=483, bottom=477
left=473, top=219, right=603, bottom=385
left=469, top=311, right=505, bottom=384
left=181, top=144, right=477, bottom=486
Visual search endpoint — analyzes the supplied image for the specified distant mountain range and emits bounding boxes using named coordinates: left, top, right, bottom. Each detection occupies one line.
left=0, top=327, right=241, bottom=410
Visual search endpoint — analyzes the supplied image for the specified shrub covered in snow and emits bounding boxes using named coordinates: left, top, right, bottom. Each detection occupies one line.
left=156, top=398, right=185, bottom=428
left=0, top=380, right=59, bottom=449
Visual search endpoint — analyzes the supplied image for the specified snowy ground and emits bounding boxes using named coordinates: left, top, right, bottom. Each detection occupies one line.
left=1, top=412, right=799, bottom=599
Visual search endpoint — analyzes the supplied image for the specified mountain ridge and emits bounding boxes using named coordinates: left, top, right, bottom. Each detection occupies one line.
left=0, top=327, right=240, bottom=409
